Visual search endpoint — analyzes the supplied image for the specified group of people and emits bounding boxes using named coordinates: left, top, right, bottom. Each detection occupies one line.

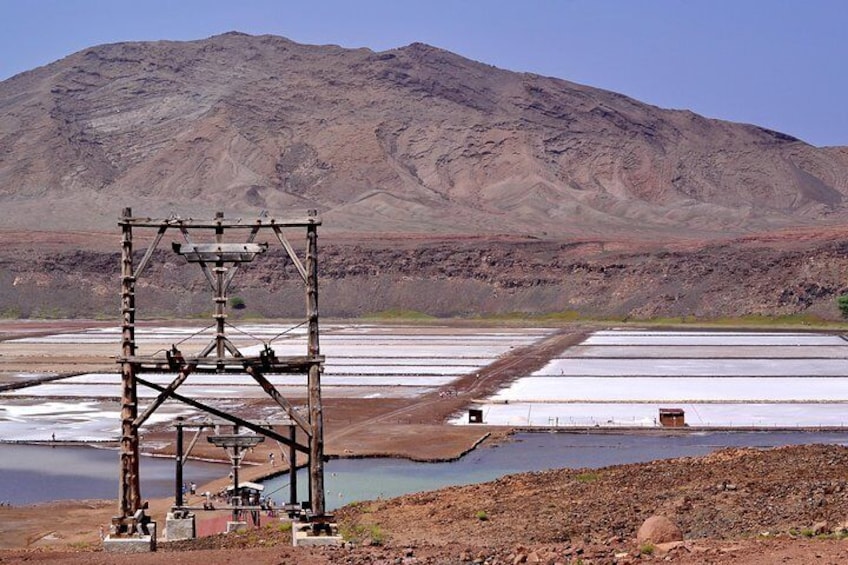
left=175, top=451, right=282, bottom=515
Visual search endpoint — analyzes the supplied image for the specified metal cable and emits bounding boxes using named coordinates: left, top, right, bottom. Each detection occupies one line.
left=267, top=320, right=308, bottom=345
left=147, top=323, right=215, bottom=357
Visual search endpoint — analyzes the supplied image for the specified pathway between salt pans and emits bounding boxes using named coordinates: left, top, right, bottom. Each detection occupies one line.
left=453, top=329, right=848, bottom=428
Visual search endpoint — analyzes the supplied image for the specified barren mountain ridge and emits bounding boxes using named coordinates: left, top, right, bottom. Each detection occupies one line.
left=2, top=32, right=847, bottom=236
left=3, top=33, right=848, bottom=319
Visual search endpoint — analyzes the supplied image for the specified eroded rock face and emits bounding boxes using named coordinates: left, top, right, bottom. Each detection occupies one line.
left=636, top=515, right=684, bottom=545
left=6, top=228, right=848, bottom=320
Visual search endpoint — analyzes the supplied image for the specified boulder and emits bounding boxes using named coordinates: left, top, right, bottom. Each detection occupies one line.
left=636, top=515, right=683, bottom=545
left=812, top=521, right=829, bottom=535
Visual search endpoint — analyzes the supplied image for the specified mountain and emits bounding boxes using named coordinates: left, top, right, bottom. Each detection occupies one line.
left=2, top=32, right=847, bottom=237
left=5, top=32, right=848, bottom=320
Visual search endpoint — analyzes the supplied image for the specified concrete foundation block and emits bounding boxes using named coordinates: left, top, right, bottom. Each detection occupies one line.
left=226, top=521, right=248, bottom=533
left=165, top=512, right=196, bottom=541
left=292, top=522, right=343, bottom=547
left=103, top=522, right=157, bottom=553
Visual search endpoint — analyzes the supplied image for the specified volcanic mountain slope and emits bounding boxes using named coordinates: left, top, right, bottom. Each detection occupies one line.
left=1, top=31, right=847, bottom=236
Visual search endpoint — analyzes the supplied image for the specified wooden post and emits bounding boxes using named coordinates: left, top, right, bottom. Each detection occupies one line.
left=289, top=424, right=297, bottom=508
left=306, top=221, right=325, bottom=517
left=175, top=418, right=184, bottom=507
left=214, top=212, right=226, bottom=373
left=119, top=207, right=140, bottom=519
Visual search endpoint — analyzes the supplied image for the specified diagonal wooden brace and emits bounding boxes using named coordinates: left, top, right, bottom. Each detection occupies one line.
left=272, top=225, right=308, bottom=283
left=133, top=364, right=195, bottom=428
left=135, top=376, right=310, bottom=453
left=245, top=364, right=312, bottom=435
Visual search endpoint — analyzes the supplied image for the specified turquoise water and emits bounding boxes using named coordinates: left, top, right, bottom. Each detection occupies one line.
left=262, top=430, right=848, bottom=510
left=3, top=431, right=848, bottom=507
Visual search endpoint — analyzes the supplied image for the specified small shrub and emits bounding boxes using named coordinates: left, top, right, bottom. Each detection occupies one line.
left=339, top=522, right=384, bottom=545
left=229, top=296, right=246, bottom=310
left=475, top=510, right=489, bottom=521
left=838, top=295, right=848, bottom=318
left=543, top=310, right=584, bottom=321
left=0, top=307, right=23, bottom=319
left=32, top=306, right=68, bottom=319
left=270, top=521, right=292, bottom=533
left=363, top=309, right=435, bottom=320
left=367, top=524, right=384, bottom=545
left=575, top=472, right=599, bottom=483
left=640, top=541, right=655, bottom=555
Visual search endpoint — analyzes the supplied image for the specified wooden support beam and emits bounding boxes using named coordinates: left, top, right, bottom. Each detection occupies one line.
left=173, top=242, right=267, bottom=263
left=244, top=365, right=313, bottom=435
left=222, top=337, right=242, bottom=358
left=120, top=354, right=323, bottom=373
left=181, top=426, right=204, bottom=466
left=306, top=222, right=325, bottom=517
left=214, top=212, right=226, bottom=369
left=289, top=425, right=298, bottom=507
left=272, top=225, right=308, bottom=283
left=119, top=207, right=141, bottom=520
left=118, top=214, right=321, bottom=229
left=133, top=225, right=168, bottom=280
left=135, top=376, right=310, bottom=453
left=175, top=420, right=184, bottom=507
left=133, top=364, right=195, bottom=428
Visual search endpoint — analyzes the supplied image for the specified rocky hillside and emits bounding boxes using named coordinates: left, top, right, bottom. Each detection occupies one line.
left=332, top=443, right=848, bottom=562
left=1, top=32, right=848, bottom=237
left=3, top=227, right=848, bottom=320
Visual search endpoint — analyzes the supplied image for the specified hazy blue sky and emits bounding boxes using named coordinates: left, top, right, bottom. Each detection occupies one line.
left=1, top=0, right=845, bottom=147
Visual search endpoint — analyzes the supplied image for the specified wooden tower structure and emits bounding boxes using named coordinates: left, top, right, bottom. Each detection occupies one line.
left=114, top=207, right=325, bottom=533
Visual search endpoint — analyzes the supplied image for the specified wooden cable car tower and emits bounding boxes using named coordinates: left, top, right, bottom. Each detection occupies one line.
left=114, top=207, right=326, bottom=534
